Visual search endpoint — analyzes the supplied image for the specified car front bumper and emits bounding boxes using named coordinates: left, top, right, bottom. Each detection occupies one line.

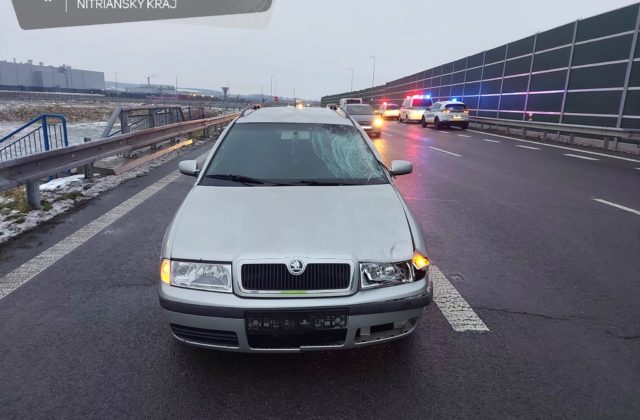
left=159, top=277, right=432, bottom=353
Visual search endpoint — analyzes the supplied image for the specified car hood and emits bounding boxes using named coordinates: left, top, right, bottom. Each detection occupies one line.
left=350, top=114, right=374, bottom=125
left=168, top=184, right=414, bottom=262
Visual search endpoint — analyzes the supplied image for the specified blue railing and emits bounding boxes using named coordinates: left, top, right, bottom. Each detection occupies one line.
left=0, top=114, right=69, bottom=162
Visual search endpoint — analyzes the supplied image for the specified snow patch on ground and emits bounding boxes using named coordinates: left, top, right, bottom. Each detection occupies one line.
left=0, top=140, right=209, bottom=245
left=39, top=175, right=86, bottom=191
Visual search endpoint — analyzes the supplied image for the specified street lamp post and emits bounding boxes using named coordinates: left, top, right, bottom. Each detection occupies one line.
left=172, top=75, right=178, bottom=95
left=347, top=68, right=354, bottom=92
left=114, top=72, right=120, bottom=96
left=368, top=56, right=376, bottom=89
left=270, top=74, right=275, bottom=97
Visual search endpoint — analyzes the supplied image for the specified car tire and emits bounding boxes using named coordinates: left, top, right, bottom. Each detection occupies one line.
left=421, top=116, right=427, bottom=128
left=434, top=117, right=442, bottom=130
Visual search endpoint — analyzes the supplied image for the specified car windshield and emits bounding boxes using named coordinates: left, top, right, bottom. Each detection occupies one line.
left=344, top=104, right=374, bottom=115
left=202, top=123, right=388, bottom=186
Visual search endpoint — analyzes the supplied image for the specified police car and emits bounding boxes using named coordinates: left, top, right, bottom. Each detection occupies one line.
left=421, top=100, right=469, bottom=130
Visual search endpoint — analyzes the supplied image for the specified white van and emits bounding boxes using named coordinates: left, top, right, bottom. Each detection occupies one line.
left=339, top=98, right=363, bottom=107
left=399, top=95, right=433, bottom=123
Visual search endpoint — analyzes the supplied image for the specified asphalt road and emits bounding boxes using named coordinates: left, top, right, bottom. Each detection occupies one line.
left=1, top=122, right=639, bottom=419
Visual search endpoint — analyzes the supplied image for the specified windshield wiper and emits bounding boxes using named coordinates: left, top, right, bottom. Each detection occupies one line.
left=205, top=174, right=291, bottom=186
left=289, top=180, right=356, bottom=186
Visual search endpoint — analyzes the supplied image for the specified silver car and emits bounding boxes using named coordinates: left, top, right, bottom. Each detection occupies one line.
left=342, top=103, right=383, bottom=138
left=159, top=106, right=433, bottom=353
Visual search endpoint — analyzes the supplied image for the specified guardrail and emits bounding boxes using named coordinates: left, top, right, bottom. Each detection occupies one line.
left=101, top=105, right=186, bottom=139
left=469, top=117, right=640, bottom=151
left=0, top=114, right=68, bottom=162
left=0, top=112, right=239, bottom=208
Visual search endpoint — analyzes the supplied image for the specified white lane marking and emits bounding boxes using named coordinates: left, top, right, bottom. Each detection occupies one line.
left=457, top=134, right=471, bottom=138
left=0, top=172, right=180, bottom=299
left=431, top=265, right=489, bottom=332
left=483, top=139, right=500, bottom=143
left=516, top=145, right=540, bottom=150
left=593, top=199, right=640, bottom=216
left=564, top=154, right=599, bottom=161
left=428, top=146, right=461, bottom=157
left=0, top=151, right=209, bottom=300
left=468, top=129, right=640, bottom=164
left=382, top=132, right=394, bottom=137
left=438, top=131, right=450, bottom=134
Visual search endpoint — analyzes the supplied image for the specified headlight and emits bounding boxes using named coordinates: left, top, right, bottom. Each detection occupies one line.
left=160, top=259, right=232, bottom=293
left=373, top=117, right=384, bottom=127
left=360, top=253, right=430, bottom=289
left=360, top=261, right=413, bottom=289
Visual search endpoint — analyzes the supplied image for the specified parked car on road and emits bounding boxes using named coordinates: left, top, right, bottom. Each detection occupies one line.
left=343, top=103, right=383, bottom=138
left=379, top=102, right=400, bottom=120
left=422, top=100, right=469, bottom=129
left=399, top=95, right=433, bottom=123
left=160, top=106, right=432, bottom=353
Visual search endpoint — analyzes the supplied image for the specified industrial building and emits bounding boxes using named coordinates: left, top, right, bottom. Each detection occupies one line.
left=0, top=60, right=105, bottom=94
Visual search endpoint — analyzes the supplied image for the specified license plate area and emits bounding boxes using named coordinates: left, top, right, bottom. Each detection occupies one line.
left=246, top=310, right=349, bottom=349
left=246, top=309, right=348, bottom=333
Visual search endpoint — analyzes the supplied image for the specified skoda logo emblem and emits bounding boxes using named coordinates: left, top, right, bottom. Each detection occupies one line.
left=288, top=259, right=305, bottom=275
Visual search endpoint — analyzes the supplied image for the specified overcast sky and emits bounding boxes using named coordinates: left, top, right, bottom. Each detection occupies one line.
left=0, top=0, right=637, bottom=99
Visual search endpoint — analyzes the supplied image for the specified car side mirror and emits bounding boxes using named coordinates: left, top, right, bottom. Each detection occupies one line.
left=179, top=160, right=199, bottom=177
left=390, top=160, right=413, bottom=176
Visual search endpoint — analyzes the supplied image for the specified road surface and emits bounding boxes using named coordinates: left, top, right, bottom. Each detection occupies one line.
left=1, top=122, right=639, bottom=418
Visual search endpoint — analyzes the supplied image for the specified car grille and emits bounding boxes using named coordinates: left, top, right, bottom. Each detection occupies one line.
left=170, top=325, right=239, bottom=348
left=241, top=263, right=351, bottom=292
